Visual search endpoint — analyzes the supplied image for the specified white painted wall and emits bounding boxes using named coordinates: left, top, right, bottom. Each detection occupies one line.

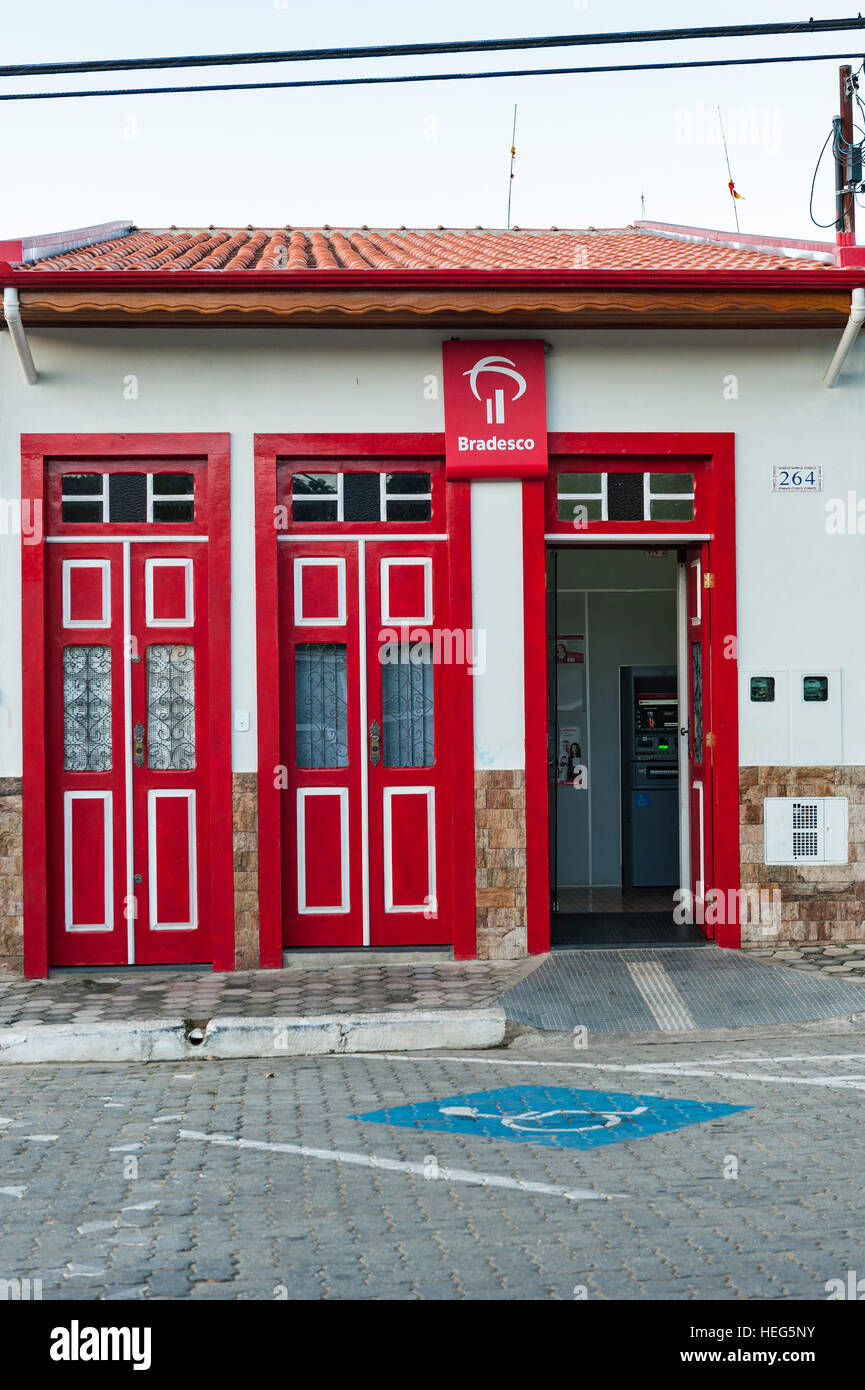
left=1, top=322, right=863, bottom=776
left=470, top=480, right=525, bottom=769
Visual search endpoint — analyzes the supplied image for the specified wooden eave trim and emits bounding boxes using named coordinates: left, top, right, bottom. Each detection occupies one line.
left=10, top=286, right=853, bottom=329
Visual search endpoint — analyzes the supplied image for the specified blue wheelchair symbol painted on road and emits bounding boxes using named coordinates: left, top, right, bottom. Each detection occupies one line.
left=353, top=1085, right=750, bottom=1151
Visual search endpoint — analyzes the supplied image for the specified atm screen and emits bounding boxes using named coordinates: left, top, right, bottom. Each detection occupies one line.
left=635, top=697, right=678, bottom=732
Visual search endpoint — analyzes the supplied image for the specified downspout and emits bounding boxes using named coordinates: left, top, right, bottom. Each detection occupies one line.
left=3, top=288, right=37, bottom=384
left=824, top=287, right=865, bottom=387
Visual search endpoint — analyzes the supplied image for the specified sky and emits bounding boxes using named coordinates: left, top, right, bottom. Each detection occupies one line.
left=1, top=0, right=863, bottom=242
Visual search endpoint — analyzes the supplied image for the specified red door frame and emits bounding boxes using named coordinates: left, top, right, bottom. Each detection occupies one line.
left=253, top=434, right=477, bottom=965
left=523, top=432, right=739, bottom=953
left=21, top=432, right=234, bottom=977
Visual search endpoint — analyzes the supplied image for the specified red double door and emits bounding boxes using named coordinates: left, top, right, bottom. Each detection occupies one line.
left=280, top=538, right=452, bottom=946
left=46, top=541, right=211, bottom=966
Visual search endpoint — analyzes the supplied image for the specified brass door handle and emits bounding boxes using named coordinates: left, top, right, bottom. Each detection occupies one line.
left=368, top=719, right=381, bottom=766
left=133, top=721, right=145, bottom=768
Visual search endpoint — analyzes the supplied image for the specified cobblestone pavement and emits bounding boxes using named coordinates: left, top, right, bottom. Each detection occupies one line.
left=0, top=959, right=533, bottom=1028
left=1, top=1031, right=864, bottom=1299
left=746, top=943, right=865, bottom=977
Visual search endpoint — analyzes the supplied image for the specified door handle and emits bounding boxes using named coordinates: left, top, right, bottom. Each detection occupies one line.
left=368, top=719, right=381, bottom=766
left=133, top=721, right=145, bottom=769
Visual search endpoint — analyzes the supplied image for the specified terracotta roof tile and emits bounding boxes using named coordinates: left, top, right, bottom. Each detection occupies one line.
left=12, top=225, right=834, bottom=273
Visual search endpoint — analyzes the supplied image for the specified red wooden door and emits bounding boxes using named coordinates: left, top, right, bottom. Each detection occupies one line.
left=281, top=537, right=451, bottom=946
left=47, top=538, right=212, bottom=966
left=685, top=542, right=714, bottom=937
left=280, top=541, right=363, bottom=946
left=366, top=540, right=450, bottom=945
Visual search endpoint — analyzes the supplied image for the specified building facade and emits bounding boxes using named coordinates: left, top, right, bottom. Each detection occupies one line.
left=1, top=219, right=864, bottom=975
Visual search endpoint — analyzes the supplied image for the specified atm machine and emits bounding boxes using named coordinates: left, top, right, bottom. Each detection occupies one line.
left=620, top=666, right=679, bottom=888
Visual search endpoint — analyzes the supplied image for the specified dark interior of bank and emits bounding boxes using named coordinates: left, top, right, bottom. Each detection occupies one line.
left=547, top=546, right=704, bottom=948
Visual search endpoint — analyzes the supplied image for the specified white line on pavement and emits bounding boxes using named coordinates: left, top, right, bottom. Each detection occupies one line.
left=347, top=1053, right=865, bottom=1090
left=178, top=1129, right=617, bottom=1203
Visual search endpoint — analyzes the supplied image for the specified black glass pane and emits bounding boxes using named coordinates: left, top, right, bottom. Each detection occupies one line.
left=386, top=499, right=432, bottom=522
left=152, top=472, right=193, bottom=496
left=386, top=473, right=431, bottom=495
left=343, top=472, right=381, bottom=522
left=62, top=473, right=102, bottom=496
left=292, top=499, right=338, bottom=522
left=607, top=473, right=644, bottom=521
left=152, top=500, right=194, bottom=523
left=62, top=500, right=103, bottom=523
left=293, top=473, right=338, bottom=496
left=108, top=473, right=147, bottom=522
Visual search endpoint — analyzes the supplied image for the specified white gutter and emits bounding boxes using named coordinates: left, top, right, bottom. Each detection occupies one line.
left=3, top=289, right=37, bottom=384
left=824, top=287, right=865, bottom=387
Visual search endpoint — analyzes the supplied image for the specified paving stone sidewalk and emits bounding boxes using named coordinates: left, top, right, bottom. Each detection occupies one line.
left=744, top=942, right=865, bottom=976
left=0, top=958, right=535, bottom=1029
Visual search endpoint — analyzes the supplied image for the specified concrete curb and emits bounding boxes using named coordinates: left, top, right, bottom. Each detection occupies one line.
left=0, top=1008, right=506, bottom=1065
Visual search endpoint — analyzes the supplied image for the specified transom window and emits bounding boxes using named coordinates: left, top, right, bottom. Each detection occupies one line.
left=556, top=471, right=695, bottom=524
left=61, top=472, right=195, bottom=524
left=291, top=471, right=432, bottom=524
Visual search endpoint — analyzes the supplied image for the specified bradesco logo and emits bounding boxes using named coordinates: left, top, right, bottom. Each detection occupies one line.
left=443, top=339, right=548, bottom=479
left=459, top=355, right=534, bottom=451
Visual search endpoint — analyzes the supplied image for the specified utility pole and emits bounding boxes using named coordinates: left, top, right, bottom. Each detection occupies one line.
left=836, top=63, right=856, bottom=239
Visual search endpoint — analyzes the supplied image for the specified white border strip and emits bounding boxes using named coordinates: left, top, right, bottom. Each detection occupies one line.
left=122, top=542, right=134, bottom=963
left=296, top=787, right=350, bottom=914
left=358, top=540, right=370, bottom=945
left=63, top=791, right=113, bottom=932
left=383, top=786, right=436, bottom=913
left=47, top=535, right=207, bottom=544
left=279, top=534, right=448, bottom=543
left=144, top=558, right=194, bottom=628
left=293, top=557, right=346, bottom=627
left=380, top=556, right=433, bottom=626
left=147, top=789, right=198, bottom=930
left=61, top=559, right=111, bottom=629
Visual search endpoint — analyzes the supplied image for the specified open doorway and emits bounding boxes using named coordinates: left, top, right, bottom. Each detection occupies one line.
left=547, top=545, right=706, bottom=947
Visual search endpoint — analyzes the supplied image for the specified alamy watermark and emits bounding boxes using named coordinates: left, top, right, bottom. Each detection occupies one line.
left=674, top=887, right=781, bottom=936
left=0, top=497, right=42, bottom=544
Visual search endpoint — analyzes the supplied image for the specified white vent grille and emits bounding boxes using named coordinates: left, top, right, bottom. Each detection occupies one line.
left=764, top=796, right=848, bottom=865
left=791, top=801, right=819, bottom=857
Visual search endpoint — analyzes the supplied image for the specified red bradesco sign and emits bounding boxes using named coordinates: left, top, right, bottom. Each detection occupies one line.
left=442, top=339, right=548, bottom=480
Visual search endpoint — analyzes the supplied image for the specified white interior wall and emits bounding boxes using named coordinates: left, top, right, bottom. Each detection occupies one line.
left=1, top=323, right=863, bottom=778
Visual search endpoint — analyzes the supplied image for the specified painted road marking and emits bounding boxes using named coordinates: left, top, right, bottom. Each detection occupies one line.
left=178, top=1129, right=616, bottom=1203
left=627, top=961, right=696, bottom=1032
left=354, top=1085, right=748, bottom=1150
left=351, top=1053, right=865, bottom=1092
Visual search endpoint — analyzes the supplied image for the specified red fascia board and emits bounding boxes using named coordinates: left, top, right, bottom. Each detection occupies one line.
left=0, top=263, right=860, bottom=293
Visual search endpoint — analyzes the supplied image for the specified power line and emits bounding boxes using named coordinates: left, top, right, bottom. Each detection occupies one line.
left=1, top=17, right=864, bottom=78
left=1, top=49, right=863, bottom=102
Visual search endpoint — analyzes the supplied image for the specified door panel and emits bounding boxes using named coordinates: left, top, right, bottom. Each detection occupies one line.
left=280, top=542, right=364, bottom=945
left=280, top=535, right=451, bottom=947
left=130, top=543, right=210, bottom=964
left=47, top=538, right=212, bottom=966
left=48, top=548, right=128, bottom=965
left=366, top=541, right=449, bottom=945
left=685, top=542, right=713, bottom=938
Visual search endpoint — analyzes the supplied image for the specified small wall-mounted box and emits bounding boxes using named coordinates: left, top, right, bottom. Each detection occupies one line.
left=764, top=796, right=848, bottom=866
